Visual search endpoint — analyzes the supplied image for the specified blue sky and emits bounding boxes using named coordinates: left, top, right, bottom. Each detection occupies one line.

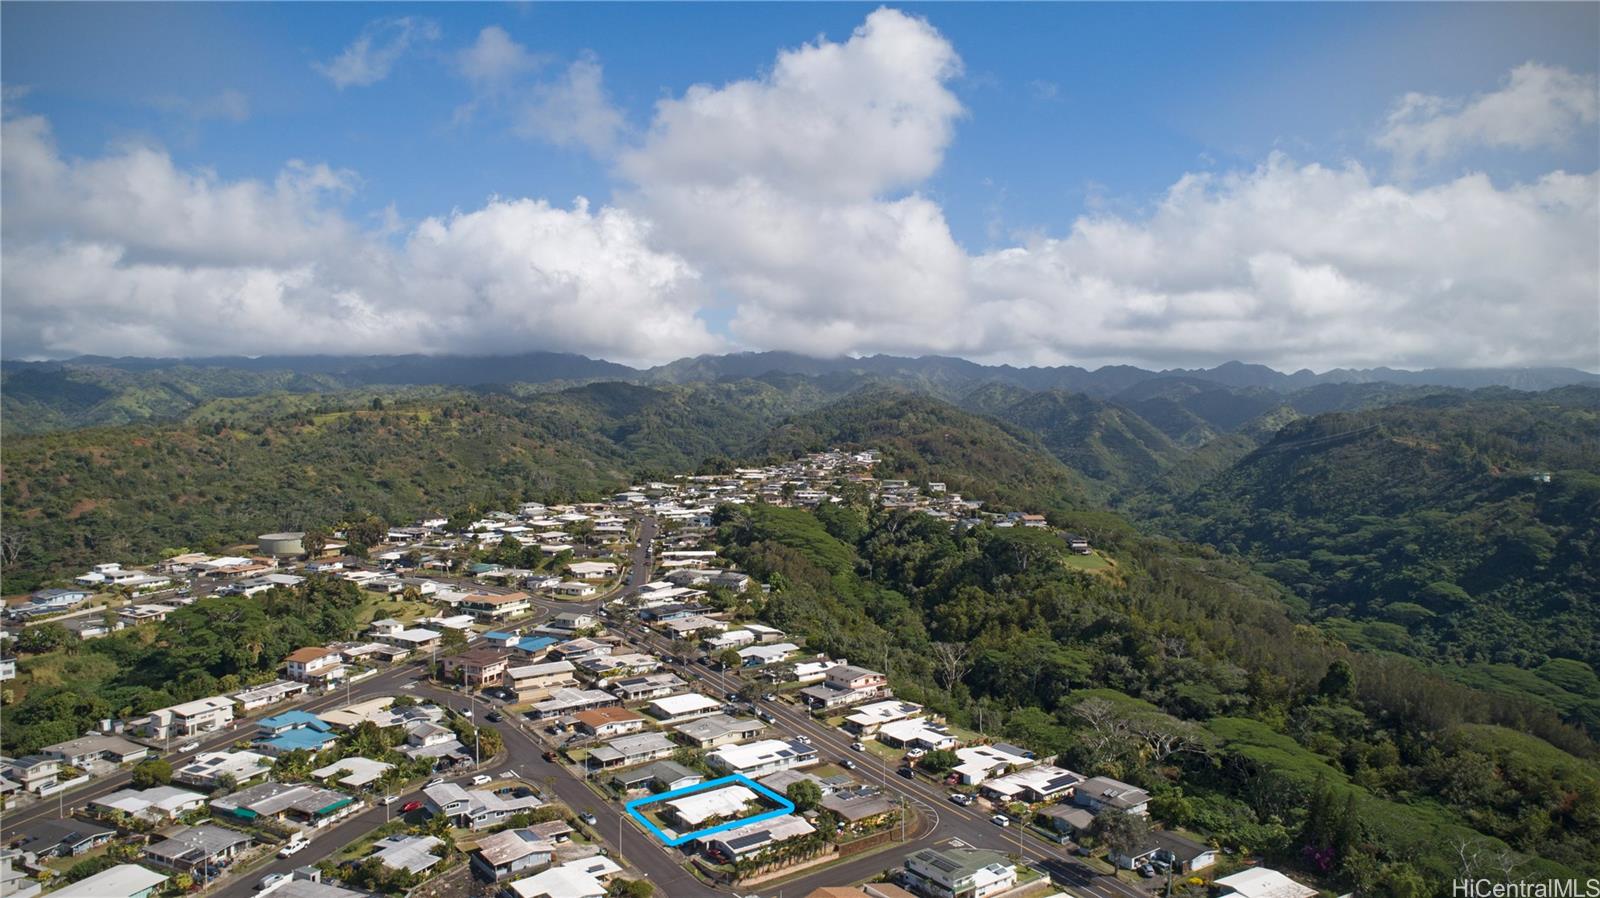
left=2, top=3, right=1596, bottom=369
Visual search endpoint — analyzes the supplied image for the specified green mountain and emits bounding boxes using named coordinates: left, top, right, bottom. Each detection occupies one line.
left=1170, top=387, right=1600, bottom=732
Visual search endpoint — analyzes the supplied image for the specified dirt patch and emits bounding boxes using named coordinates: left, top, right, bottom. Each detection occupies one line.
left=67, top=498, right=105, bottom=519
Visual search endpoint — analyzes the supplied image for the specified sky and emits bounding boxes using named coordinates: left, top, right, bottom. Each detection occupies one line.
left=2, top=2, right=1597, bottom=371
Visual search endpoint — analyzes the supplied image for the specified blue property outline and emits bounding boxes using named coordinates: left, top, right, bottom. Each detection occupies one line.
left=624, top=773, right=796, bottom=847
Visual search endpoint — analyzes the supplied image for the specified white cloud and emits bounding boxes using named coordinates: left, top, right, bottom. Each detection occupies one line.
left=0, top=113, right=719, bottom=365
left=1376, top=62, right=1599, bottom=173
left=514, top=54, right=625, bottom=155
left=314, top=16, right=440, bottom=89
left=459, top=26, right=543, bottom=88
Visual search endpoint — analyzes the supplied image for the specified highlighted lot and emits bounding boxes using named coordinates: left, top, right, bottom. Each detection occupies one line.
left=624, top=773, right=795, bottom=847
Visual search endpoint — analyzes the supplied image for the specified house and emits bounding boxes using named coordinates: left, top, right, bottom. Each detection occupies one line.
left=617, top=760, right=702, bottom=793
left=1038, top=805, right=1096, bottom=840
left=311, top=757, right=395, bottom=790
left=284, top=647, right=346, bottom=686
left=703, top=629, right=756, bottom=650
left=1073, top=776, right=1150, bottom=816
left=119, top=603, right=177, bottom=625
left=1214, top=868, right=1318, bottom=898
left=737, top=642, right=798, bottom=667
left=142, top=824, right=254, bottom=872
left=210, top=782, right=356, bottom=825
left=820, top=790, right=897, bottom=825
left=535, top=612, right=598, bottom=636
left=49, top=864, right=167, bottom=898
left=903, top=847, right=1017, bottom=898
left=367, top=834, right=444, bottom=875
left=572, top=707, right=647, bottom=738
left=139, top=696, right=236, bottom=740
left=1110, top=830, right=1217, bottom=873
left=530, top=688, right=620, bottom=720
left=254, top=710, right=339, bottom=756
left=442, top=648, right=512, bottom=687
left=566, top=561, right=617, bottom=580
left=575, top=652, right=658, bottom=679
left=89, top=786, right=208, bottom=822
left=0, top=852, right=40, bottom=898
left=805, top=886, right=918, bottom=898
left=1062, top=533, right=1092, bottom=555
left=173, top=750, right=273, bottom=788
left=707, top=739, right=819, bottom=778
left=659, top=615, right=725, bottom=639
left=398, top=721, right=470, bottom=764
left=64, top=617, right=123, bottom=640
left=798, top=664, right=889, bottom=710
left=470, top=829, right=555, bottom=882
left=608, top=673, right=685, bottom=703
left=459, top=592, right=532, bottom=621
left=644, top=692, right=722, bottom=723
left=698, top=814, right=815, bottom=861
left=875, top=718, right=958, bottom=752
left=672, top=714, right=766, bottom=749
left=951, top=743, right=1035, bottom=786
left=22, top=588, right=93, bottom=615
left=1, top=756, right=61, bottom=793
left=548, top=638, right=613, bottom=663
left=505, top=856, right=622, bottom=898
left=513, top=635, right=560, bottom=656
left=508, top=660, right=580, bottom=699
left=979, top=765, right=1084, bottom=803
left=845, top=700, right=925, bottom=735
left=230, top=679, right=309, bottom=712
left=587, top=732, right=678, bottom=769
left=421, top=782, right=542, bottom=830
left=549, top=582, right=597, bottom=598
left=665, top=784, right=759, bottom=827
left=9, top=819, right=116, bottom=858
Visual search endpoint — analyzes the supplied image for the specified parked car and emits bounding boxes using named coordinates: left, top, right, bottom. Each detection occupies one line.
left=381, top=794, right=399, bottom=805
left=256, top=873, right=287, bottom=891
left=426, top=777, right=446, bottom=788
left=459, top=707, right=473, bottom=717
left=401, top=800, right=424, bottom=812
left=542, top=750, right=559, bottom=762
left=580, top=812, right=599, bottom=825
left=762, top=693, right=776, bottom=702
left=278, top=838, right=308, bottom=858
left=471, top=774, right=492, bottom=786
left=905, top=748, right=926, bottom=759
left=485, top=711, right=504, bottom=723
left=1138, top=865, right=1157, bottom=879
left=949, top=793, right=973, bottom=805
left=178, top=741, right=200, bottom=753
left=990, top=814, right=1010, bottom=827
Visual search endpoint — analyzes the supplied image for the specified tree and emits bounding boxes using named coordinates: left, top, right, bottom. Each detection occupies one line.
left=302, top=529, right=329, bottom=559
left=17, top=622, right=71, bottom=655
left=1319, top=658, right=1356, bottom=700
left=440, top=627, right=468, bottom=655
left=786, top=779, right=823, bottom=812
left=918, top=749, right=959, bottom=774
left=1090, top=808, right=1149, bottom=861
left=715, top=648, right=743, bottom=670
left=931, top=642, right=974, bottom=693
left=131, top=758, right=172, bottom=789
left=608, top=879, right=654, bottom=898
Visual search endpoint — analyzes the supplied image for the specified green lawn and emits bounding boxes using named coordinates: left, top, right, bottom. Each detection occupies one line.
left=1063, top=551, right=1112, bottom=572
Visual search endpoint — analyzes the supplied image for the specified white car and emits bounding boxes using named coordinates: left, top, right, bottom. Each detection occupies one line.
left=850, top=741, right=865, bottom=752
left=381, top=794, right=399, bottom=805
left=991, top=814, right=1010, bottom=827
left=178, top=741, right=200, bottom=753
left=256, top=873, right=287, bottom=891
left=906, top=748, right=926, bottom=759
left=278, top=839, right=309, bottom=858
left=471, top=774, right=492, bottom=786
left=426, top=777, right=446, bottom=788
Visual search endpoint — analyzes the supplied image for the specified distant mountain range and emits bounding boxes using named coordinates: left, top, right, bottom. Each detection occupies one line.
left=3, top=349, right=1596, bottom=435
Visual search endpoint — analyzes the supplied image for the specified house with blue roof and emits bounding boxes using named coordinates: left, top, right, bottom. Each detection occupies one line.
left=482, top=630, right=520, bottom=647
left=253, top=710, right=337, bottom=756
left=513, top=636, right=557, bottom=656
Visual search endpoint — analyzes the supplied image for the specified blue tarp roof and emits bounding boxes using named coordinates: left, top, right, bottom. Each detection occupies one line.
left=515, top=636, right=556, bottom=652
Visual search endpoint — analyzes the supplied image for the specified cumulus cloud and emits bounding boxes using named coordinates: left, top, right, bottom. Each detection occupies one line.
left=0, top=113, right=719, bottom=364
left=4, top=14, right=1596, bottom=372
left=1376, top=62, right=1599, bottom=173
left=514, top=54, right=626, bottom=155
left=314, top=16, right=440, bottom=89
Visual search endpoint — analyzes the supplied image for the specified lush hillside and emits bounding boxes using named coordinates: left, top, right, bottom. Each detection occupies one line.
left=715, top=496, right=1598, bottom=892
left=1170, top=387, right=1600, bottom=733
left=749, top=386, right=1096, bottom=519
left=0, top=379, right=850, bottom=590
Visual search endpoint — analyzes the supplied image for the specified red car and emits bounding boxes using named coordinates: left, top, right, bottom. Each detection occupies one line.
left=401, top=800, right=424, bottom=813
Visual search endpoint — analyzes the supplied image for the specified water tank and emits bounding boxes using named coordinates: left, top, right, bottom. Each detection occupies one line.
left=258, top=532, right=306, bottom=556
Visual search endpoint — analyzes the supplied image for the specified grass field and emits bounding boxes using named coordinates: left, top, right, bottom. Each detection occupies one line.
left=1063, top=551, right=1113, bottom=573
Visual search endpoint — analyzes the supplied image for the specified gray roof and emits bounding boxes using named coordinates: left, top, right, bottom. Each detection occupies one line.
left=145, top=825, right=253, bottom=863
